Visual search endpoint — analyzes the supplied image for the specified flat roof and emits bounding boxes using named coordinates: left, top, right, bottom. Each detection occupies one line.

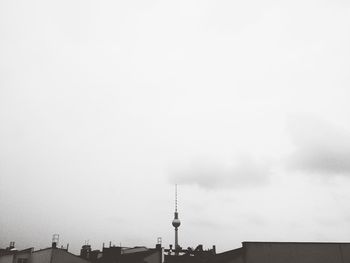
left=242, top=241, right=350, bottom=245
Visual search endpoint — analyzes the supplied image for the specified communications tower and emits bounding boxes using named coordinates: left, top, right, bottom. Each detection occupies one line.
left=172, top=184, right=181, bottom=255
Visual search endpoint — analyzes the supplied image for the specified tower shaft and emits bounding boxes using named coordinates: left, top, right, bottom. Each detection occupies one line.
left=175, top=227, right=179, bottom=254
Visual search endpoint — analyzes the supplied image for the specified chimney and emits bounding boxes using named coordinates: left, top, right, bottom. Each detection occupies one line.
left=8, top=242, right=15, bottom=250
left=156, top=237, right=162, bottom=250
left=52, top=234, right=59, bottom=248
left=80, top=245, right=91, bottom=259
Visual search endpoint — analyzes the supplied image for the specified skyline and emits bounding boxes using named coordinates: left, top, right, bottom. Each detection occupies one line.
left=1, top=0, right=350, bottom=255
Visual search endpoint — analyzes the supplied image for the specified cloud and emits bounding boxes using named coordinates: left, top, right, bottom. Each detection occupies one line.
left=169, top=155, right=270, bottom=190
left=288, top=116, right=350, bottom=175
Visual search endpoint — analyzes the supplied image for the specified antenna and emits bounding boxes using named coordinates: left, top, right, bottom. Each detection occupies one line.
left=175, top=184, right=178, bottom=212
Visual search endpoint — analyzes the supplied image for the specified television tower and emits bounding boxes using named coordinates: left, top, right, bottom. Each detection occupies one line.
left=172, top=184, right=181, bottom=255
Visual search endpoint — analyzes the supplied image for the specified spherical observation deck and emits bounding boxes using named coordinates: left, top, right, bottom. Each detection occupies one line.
left=172, top=218, right=181, bottom=228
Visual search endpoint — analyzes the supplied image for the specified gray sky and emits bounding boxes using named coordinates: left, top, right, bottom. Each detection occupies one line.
left=1, top=0, right=350, bottom=254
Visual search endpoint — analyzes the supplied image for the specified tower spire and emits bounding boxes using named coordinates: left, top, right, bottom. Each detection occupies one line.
left=175, top=184, right=178, bottom=212
left=172, top=184, right=181, bottom=255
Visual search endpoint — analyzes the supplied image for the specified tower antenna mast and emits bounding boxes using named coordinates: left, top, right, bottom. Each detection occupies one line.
left=175, top=184, right=178, bottom=212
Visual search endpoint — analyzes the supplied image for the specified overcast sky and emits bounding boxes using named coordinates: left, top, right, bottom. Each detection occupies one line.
left=1, top=0, right=350, bottom=254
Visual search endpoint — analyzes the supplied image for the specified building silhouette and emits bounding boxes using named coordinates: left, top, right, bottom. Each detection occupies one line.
left=211, top=241, right=350, bottom=263
left=79, top=242, right=163, bottom=263
left=0, top=240, right=89, bottom=263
